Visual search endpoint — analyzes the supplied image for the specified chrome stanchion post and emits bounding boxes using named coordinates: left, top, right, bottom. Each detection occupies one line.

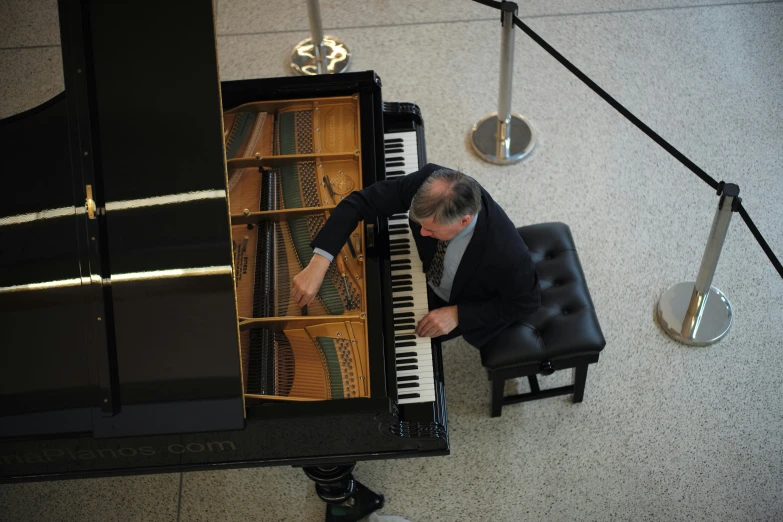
left=290, top=0, right=351, bottom=76
left=470, top=1, right=535, bottom=164
left=308, top=0, right=328, bottom=74
left=657, top=184, right=740, bottom=345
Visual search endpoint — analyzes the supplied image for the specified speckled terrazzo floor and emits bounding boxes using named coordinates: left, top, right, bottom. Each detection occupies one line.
left=1, top=1, right=782, bottom=521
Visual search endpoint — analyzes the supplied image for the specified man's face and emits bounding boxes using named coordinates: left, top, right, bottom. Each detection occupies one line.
left=417, top=215, right=473, bottom=241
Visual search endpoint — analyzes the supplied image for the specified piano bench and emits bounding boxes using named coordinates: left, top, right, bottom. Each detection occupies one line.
left=479, top=222, right=606, bottom=417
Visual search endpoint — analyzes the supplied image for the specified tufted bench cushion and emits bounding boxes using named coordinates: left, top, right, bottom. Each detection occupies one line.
left=480, top=222, right=606, bottom=416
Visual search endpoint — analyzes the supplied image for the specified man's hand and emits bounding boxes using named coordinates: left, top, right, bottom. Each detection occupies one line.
left=416, top=306, right=459, bottom=338
left=292, top=254, right=331, bottom=308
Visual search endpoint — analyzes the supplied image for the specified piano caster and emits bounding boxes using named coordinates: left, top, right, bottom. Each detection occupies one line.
left=303, top=464, right=384, bottom=522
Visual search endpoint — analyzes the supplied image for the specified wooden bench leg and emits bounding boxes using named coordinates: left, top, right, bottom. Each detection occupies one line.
left=491, top=377, right=505, bottom=417
left=573, top=364, right=589, bottom=403
left=527, top=375, right=540, bottom=394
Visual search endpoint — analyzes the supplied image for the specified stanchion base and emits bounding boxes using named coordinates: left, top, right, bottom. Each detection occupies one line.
left=290, top=36, right=351, bottom=76
left=656, top=282, right=733, bottom=346
left=470, top=112, right=535, bottom=165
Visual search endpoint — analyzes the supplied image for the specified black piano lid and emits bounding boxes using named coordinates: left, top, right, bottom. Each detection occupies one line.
left=0, top=0, right=244, bottom=439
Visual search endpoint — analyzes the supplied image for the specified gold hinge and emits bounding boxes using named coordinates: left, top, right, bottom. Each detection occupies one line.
left=85, top=184, right=97, bottom=219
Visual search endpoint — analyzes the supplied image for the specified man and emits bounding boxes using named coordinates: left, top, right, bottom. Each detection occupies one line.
left=292, top=163, right=541, bottom=348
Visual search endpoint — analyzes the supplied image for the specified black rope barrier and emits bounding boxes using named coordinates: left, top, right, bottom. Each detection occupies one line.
left=509, top=14, right=721, bottom=191
left=471, top=0, right=503, bottom=9
left=737, top=203, right=783, bottom=278
left=469, top=0, right=782, bottom=279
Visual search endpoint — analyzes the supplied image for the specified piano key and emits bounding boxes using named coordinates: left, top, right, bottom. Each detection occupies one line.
left=397, top=378, right=434, bottom=388
left=398, top=380, right=435, bottom=389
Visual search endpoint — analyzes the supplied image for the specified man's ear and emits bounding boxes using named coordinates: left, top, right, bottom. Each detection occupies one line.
left=462, top=215, right=472, bottom=226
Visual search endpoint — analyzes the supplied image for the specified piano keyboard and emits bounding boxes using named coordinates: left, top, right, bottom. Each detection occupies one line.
left=384, top=131, right=420, bottom=181
left=385, top=129, right=434, bottom=405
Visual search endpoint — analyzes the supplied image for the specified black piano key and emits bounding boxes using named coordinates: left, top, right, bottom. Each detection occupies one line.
left=395, top=334, right=416, bottom=341
left=398, top=383, right=419, bottom=389
left=389, top=229, right=407, bottom=235
left=387, top=161, right=405, bottom=167
left=391, top=285, right=413, bottom=292
left=398, top=375, right=419, bottom=382
left=385, top=146, right=404, bottom=153
left=387, top=170, right=405, bottom=176
left=390, top=214, right=408, bottom=220
left=393, top=311, right=415, bottom=318
left=386, top=156, right=404, bottom=162
left=392, top=296, right=413, bottom=303
left=395, top=341, right=418, bottom=348
left=398, top=365, right=418, bottom=371
left=396, top=352, right=416, bottom=358
left=394, top=318, right=416, bottom=325
left=399, top=393, right=420, bottom=399
left=385, top=138, right=403, bottom=144
left=392, top=302, right=414, bottom=309
left=390, top=265, right=412, bottom=272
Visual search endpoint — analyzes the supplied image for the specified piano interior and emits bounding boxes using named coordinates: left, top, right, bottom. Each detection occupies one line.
left=224, top=95, right=370, bottom=402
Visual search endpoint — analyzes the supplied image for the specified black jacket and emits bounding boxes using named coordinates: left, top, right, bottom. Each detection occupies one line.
left=312, top=163, right=541, bottom=348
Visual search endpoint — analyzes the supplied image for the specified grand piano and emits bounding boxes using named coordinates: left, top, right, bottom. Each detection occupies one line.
left=0, top=1, right=448, bottom=520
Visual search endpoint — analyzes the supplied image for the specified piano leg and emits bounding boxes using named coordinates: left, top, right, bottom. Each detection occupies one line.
left=302, top=464, right=384, bottom=522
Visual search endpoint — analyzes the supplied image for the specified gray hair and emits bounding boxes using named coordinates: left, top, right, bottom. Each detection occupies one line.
left=409, top=168, right=482, bottom=225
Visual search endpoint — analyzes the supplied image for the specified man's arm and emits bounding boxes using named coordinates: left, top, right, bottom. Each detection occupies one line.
left=310, top=163, right=442, bottom=258
left=292, top=163, right=443, bottom=308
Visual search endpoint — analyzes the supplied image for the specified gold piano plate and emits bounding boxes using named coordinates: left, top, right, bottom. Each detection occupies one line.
left=314, top=102, right=358, bottom=154
left=224, top=93, right=369, bottom=402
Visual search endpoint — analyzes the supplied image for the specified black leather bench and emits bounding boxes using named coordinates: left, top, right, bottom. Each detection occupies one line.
left=480, top=222, right=606, bottom=417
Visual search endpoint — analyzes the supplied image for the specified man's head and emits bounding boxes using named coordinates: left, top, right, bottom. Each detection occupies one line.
left=409, top=169, right=482, bottom=241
